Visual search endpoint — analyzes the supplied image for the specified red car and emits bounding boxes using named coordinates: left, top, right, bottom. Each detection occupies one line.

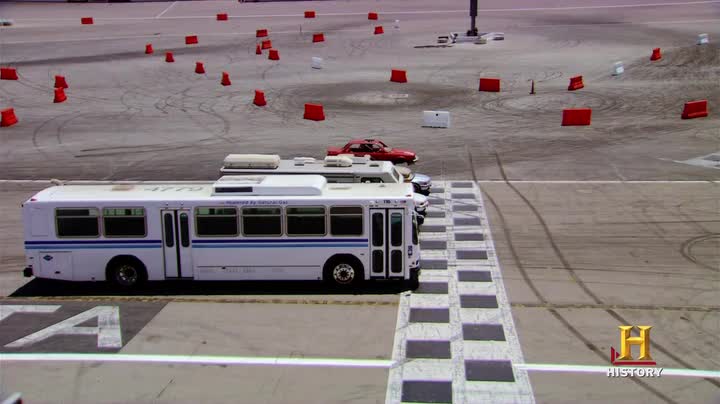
left=327, top=139, right=418, bottom=164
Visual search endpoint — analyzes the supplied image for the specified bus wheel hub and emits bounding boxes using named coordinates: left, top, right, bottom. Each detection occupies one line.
left=117, top=265, right=137, bottom=285
left=333, top=264, right=354, bottom=284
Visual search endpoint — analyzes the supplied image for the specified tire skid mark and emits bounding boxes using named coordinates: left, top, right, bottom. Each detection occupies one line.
left=468, top=147, right=687, bottom=404
left=680, top=234, right=720, bottom=272
left=488, top=150, right=720, bottom=390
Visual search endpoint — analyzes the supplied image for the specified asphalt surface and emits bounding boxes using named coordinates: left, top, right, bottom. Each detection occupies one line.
left=0, top=0, right=718, bottom=403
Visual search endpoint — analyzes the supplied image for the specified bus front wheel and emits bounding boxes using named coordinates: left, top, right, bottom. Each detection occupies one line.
left=323, top=256, right=363, bottom=288
left=106, top=257, right=147, bottom=290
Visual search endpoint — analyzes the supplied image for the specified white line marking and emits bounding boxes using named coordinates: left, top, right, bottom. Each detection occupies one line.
left=473, top=180, right=720, bottom=184
left=0, top=305, right=61, bottom=322
left=0, top=353, right=393, bottom=368
left=155, top=1, right=178, bottom=19
left=522, top=18, right=720, bottom=28
left=2, top=354, right=715, bottom=378
left=2, top=180, right=718, bottom=184
left=385, top=291, right=411, bottom=403
left=11, top=0, right=720, bottom=22
left=518, top=363, right=720, bottom=378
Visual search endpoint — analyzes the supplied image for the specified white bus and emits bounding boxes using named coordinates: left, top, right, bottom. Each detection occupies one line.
left=220, top=154, right=431, bottom=222
left=22, top=175, right=421, bottom=289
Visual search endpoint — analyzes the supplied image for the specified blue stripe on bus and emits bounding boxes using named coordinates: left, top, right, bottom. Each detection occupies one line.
left=25, top=240, right=162, bottom=245
left=25, top=245, right=162, bottom=250
left=192, top=243, right=369, bottom=248
left=191, top=238, right=368, bottom=244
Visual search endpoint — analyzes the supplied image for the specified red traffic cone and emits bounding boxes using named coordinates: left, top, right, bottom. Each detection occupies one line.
left=217, top=13, right=228, bottom=21
left=261, top=39, right=272, bottom=50
left=312, top=33, right=325, bottom=43
left=221, top=72, right=231, bottom=86
left=0, top=67, right=18, bottom=80
left=253, top=90, right=267, bottom=106
left=54, top=75, right=68, bottom=89
left=374, top=26, right=384, bottom=35
left=81, top=17, right=94, bottom=25
left=567, top=75, right=584, bottom=91
left=268, top=49, right=280, bottom=61
left=390, top=69, right=407, bottom=83
left=0, top=108, right=18, bottom=127
left=195, top=61, right=206, bottom=74
left=368, top=12, right=378, bottom=20
left=304, top=103, right=325, bottom=121
left=145, top=43, right=154, bottom=54
left=54, top=88, right=67, bottom=103
left=650, top=47, right=662, bottom=61
left=256, top=44, right=262, bottom=55
left=165, top=52, right=175, bottom=63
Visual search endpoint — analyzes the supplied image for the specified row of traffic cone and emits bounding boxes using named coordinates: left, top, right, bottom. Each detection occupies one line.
left=0, top=74, right=68, bottom=127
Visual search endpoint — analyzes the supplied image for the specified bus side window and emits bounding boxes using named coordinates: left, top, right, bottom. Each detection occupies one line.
left=390, top=213, right=403, bottom=246
left=56, top=208, right=100, bottom=238
left=195, top=207, right=238, bottom=237
left=287, top=206, right=325, bottom=236
left=330, top=206, right=363, bottom=236
left=179, top=213, right=190, bottom=247
left=361, top=177, right=382, bottom=183
left=103, top=208, right=146, bottom=238
left=163, top=213, right=174, bottom=247
left=242, top=207, right=282, bottom=236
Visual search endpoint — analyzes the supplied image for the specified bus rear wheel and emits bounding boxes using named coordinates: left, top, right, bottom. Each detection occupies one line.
left=107, top=257, right=147, bottom=290
left=324, top=257, right=363, bottom=288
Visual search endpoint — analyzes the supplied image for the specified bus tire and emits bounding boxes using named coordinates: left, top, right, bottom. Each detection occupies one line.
left=106, top=256, right=147, bottom=289
left=412, top=183, right=421, bottom=194
left=407, top=269, right=420, bottom=290
left=323, top=255, right=363, bottom=288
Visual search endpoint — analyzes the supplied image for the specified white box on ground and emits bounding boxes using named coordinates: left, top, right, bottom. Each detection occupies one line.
left=311, top=57, right=323, bottom=69
left=612, top=61, right=624, bottom=76
left=697, top=33, right=709, bottom=45
left=423, top=111, right=451, bottom=128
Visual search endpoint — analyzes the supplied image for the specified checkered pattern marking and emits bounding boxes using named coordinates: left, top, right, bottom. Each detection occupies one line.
left=386, top=181, right=535, bottom=404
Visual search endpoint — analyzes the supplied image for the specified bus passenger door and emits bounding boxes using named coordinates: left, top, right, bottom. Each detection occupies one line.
left=161, top=209, right=194, bottom=279
left=370, top=208, right=406, bottom=279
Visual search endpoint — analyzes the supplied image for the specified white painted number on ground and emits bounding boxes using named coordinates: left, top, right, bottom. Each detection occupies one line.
left=1, top=305, right=122, bottom=349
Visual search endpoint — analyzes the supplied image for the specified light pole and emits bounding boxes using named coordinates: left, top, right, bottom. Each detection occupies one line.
left=467, top=0, right=478, bottom=36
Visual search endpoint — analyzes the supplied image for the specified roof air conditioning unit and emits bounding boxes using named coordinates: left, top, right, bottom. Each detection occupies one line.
left=223, top=154, right=281, bottom=169
left=338, top=153, right=371, bottom=164
left=324, top=155, right=354, bottom=167
left=293, top=157, right=316, bottom=166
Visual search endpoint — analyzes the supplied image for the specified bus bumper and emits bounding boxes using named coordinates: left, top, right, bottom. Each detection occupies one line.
left=23, top=266, right=33, bottom=277
left=410, top=263, right=421, bottom=276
